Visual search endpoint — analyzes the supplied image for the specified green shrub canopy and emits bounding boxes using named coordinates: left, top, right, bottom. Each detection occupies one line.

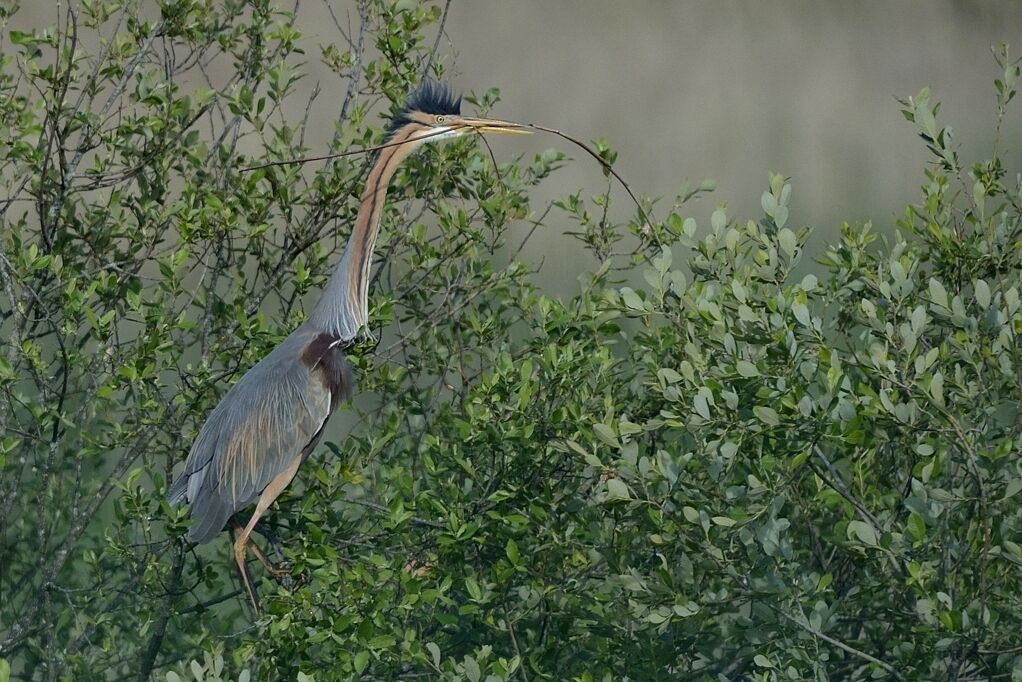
left=1, top=2, right=1020, bottom=680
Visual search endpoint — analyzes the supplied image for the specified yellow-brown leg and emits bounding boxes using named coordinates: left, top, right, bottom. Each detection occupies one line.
left=231, top=519, right=289, bottom=577
left=250, top=536, right=291, bottom=578
left=233, top=454, right=303, bottom=612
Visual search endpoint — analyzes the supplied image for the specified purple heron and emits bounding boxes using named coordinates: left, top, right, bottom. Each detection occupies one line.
left=169, top=80, right=529, bottom=609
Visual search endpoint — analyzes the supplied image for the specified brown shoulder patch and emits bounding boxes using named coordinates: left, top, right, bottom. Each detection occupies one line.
left=299, top=332, right=338, bottom=369
left=300, top=333, right=356, bottom=410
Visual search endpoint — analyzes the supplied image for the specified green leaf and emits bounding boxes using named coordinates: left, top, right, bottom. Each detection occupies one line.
left=353, top=651, right=370, bottom=674
left=773, top=205, right=789, bottom=229
left=506, top=538, right=520, bottom=565
left=693, top=393, right=710, bottom=420
left=753, top=405, right=780, bottom=426
left=465, top=576, right=482, bottom=601
left=567, top=440, right=603, bottom=468
left=791, top=301, right=811, bottom=327
left=929, top=372, right=945, bottom=407
left=9, top=30, right=36, bottom=45
left=426, top=642, right=441, bottom=668
left=593, top=423, right=619, bottom=448
left=620, top=287, right=644, bottom=311
left=975, top=279, right=991, bottom=309
left=645, top=610, right=670, bottom=624
left=736, top=360, right=759, bottom=377
left=778, top=228, right=797, bottom=257
left=605, top=478, right=631, bottom=501
left=463, top=655, right=481, bottom=682
left=847, top=520, right=878, bottom=547
left=929, top=278, right=948, bottom=307
left=519, top=358, right=533, bottom=381
left=890, top=259, right=906, bottom=284
left=658, top=367, right=683, bottom=384
left=725, top=227, right=740, bottom=251
left=908, top=512, right=926, bottom=543
left=911, top=305, right=927, bottom=332
left=618, top=419, right=643, bottom=435
left=711, top=208, right=727, bottom=231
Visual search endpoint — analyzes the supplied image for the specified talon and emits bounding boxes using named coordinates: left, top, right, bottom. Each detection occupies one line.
left=266, top=559, right=293, bottom=579
left=289, top=567, right=311, bottom=590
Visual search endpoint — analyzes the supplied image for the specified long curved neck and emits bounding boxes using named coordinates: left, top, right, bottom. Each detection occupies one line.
left=309, top=127, right=423, bottom=340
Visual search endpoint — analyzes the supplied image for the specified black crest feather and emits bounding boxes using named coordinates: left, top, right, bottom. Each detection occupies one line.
left=386, top=79, right=461, bottom=138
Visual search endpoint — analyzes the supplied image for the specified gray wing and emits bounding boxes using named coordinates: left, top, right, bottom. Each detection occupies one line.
left=169, top=326, right=335, bottom=543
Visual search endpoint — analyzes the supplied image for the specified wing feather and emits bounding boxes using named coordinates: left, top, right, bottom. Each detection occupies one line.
left=169, top=326, right=337, bottom=543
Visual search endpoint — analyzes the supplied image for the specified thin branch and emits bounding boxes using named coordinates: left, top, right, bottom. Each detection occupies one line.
left=137, top=545, right=186, bottom=681
left=344, top=498, right=445, bottom=529
left=326, top=0, right=367, bottom=154
left=421, top=0, right=453, bottom=78
left=775, top=608, right=907, bottom=681
left=44, top=21, right=165, bottom=227
left=812, top=445, right=883, bottom=531
left=504, top=605, right=530, bottom=682
left=175, top=588, right=246, bottom=616
left=0, top=408, right=176, bottom=657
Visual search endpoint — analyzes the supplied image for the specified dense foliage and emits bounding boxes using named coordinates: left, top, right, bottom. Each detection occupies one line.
left=1, top=1, right=1020, bottom=680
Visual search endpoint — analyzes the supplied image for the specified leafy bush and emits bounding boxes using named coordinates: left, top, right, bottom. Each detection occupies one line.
left=1, top=1, right=1020, bottom=680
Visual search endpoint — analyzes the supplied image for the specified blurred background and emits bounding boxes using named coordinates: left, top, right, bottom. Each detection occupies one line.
left=445, top=1, right=1022, bottom=288
left=15, top=0, right=1022, bottom=290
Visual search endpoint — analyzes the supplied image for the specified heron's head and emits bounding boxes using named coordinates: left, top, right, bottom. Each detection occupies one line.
left=387, top=79, right=530, bottom=145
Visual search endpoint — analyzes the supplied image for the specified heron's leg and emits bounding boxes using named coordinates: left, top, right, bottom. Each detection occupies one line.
left=250, top=538, right=290, bottom=577
left=232, top=536, right=259, bottom=612
left=231, top=520, right=288, bottom=577
left=233, top=454, right=303, bottom=611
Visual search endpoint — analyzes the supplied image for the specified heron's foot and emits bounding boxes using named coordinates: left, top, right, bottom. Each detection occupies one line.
left=252, top=520, right=286, bottom=560
left=270, top=561, right=312, bottom=592
left=265, top=558, right=293, bottom=579
left=246, top=536, right=288, bottom=576
left=248, top=542, right=306, bottom=593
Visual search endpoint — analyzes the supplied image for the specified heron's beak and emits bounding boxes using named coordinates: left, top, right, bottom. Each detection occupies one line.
left=460, top=117, right=532, bottom=135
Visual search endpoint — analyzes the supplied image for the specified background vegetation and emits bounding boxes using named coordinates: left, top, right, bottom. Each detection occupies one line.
left=1, top=1, right=1021, bottom=680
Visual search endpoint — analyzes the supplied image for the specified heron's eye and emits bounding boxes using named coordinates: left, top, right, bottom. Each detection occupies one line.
left=435, top=115, right=445, bottom=124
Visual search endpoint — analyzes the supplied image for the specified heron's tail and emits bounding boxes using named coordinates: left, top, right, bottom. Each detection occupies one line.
left=168, top=469, right=233, bottom=544
left=185, top=484, right=234, bottom=544
left=167, top=472, right=188, bottom=505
